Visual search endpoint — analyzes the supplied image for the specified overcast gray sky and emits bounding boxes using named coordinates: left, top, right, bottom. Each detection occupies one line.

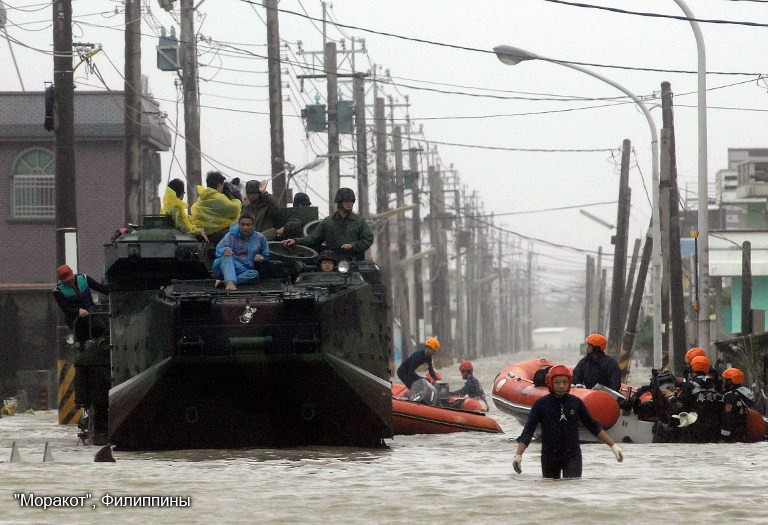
left=2, top=0, right=767, bottom=308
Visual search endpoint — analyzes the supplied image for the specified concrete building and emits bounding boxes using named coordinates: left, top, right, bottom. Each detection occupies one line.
left=0, top=90, right=170, bottom=402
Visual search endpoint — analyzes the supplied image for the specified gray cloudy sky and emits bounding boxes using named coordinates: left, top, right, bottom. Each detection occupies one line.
left=2, top=0, right=767, bottom=304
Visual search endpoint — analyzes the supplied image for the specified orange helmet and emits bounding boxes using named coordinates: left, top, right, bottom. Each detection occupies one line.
left=545, top=365, right=572, bottom=393
left=685, top=347, right=706, bottom=364
left=722, top=368, right=744, bottom=385
left=459, top=361, right=473, bottom=372
left=585, top=333, right=607, bottom=351
left=690, top=355, right=710, bottom=373
left=425, top=337, right=440, bottom=351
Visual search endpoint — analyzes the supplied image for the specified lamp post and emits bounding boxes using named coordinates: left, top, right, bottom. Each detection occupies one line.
left=494, top=45, right=663, bottom=367
left=672, top=0, right=709, bottom=351
left=273, top=157, right=325, bottom=203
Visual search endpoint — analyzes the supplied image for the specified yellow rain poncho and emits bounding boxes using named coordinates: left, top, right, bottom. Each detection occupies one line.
left=160, top=186, right=197, bottom=234
left=190, top=186, right=242, bottom=235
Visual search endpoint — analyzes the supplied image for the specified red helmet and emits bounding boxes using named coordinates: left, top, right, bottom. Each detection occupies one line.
left=545, top=365, right=572, bottom=393
left=585, top=333, right=607, bottom=351
left=459, top=361, right=473, bottom=373
left=690, top=355, right=710, bottom=373
left=722, top=368, right=744, bottom=385
left=685, top=347, right=706, bottom=364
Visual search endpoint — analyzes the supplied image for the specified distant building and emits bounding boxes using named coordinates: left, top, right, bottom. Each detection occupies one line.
left=0, top=90, right=170, bottom=401
left=532, top=327, right=583, bottom=353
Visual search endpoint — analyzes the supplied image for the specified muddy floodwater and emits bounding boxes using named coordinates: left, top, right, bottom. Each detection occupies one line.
left=2, top=348, right=767, bottom=524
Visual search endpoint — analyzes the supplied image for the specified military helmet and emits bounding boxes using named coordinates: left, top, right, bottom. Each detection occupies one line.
left=317, top=250, right=338, bottom=264
left=334, top=187, right=356, bottom=203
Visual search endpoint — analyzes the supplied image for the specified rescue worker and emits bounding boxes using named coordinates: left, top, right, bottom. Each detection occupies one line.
left=513, top=365, right=624, bottom=479
left=282, top=187, right=373, bottom=261
left=160, top=179, right=208, bottom=240
left=53, top=264, right=110, bottom=347
left=682, top=347, right=723, bottom=392
left=212, top=211, right=270, bottom=291
left=396, top=337, right=440, bottom=389
left=317, top=250, right=338, bottom=272
left=448, top=361, right=487, bottom=406
left=720, top=367, right=754, bottom=443
left=243, top=179, right=280, bottom=232
left=191, top=171, right=242, bottom=244
left=571, top=333, right=622, bottom=391
left=678, top=355, right=721, bottom=443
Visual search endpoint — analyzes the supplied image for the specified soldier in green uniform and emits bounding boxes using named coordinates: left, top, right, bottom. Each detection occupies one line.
left=283, top=187, right=373, bottom=261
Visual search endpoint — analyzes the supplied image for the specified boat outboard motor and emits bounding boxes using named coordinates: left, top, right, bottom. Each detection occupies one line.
left=409, top=378, right=438, bottom=406
left=434, top=380, right=451, bottom=406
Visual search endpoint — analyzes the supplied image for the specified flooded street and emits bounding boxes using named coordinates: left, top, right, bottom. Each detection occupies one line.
left=2, top=348, right=767, bottom=523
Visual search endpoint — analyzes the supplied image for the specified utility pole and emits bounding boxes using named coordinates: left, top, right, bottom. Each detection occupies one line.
left=180, top=0, right=201, bottom=202
left=393, top=126, right=411, bottom=356
left=619, top=226, right=653, bottom=381
left=742, top=241, right=753, bottom=335
left=374, top=97, right=393, bottom=354
left=53, top=0, right=78, bottom=426
left=661, top=81, right=687, bottom=372
left=124, top=0, right=141, bottom=223
left=354, top=74, right=369, bottom=217
left=325, top=42, right=339, bottom=213
left=408, top=147, right=424, bottom=342
left=266, top=0, right=286, bottom=204
left=621, top=238, right=642, bottom=340
left=429, top=165, right=452, bottom=357
left=607, top=140, right=631, bottom=359
left=585, top=255, right=594, bottom=338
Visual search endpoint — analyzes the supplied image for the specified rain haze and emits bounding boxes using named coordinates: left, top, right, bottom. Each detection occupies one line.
left=1, top=0, right=767, bottom=324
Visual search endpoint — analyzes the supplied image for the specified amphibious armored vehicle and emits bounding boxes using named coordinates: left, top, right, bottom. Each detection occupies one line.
left=103, top=215, right=392, bottom=450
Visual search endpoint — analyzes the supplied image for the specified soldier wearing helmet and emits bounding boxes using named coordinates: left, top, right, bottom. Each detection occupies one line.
left=282, top=187, right=373, bottom=261
left=396, top=337, right=441, bottom=389
left=317, top=250, right=338, bottom=272
left=677, top=355, right=721, bottom=443
left=571, top=333, right=621, bottom=392
left=447, top=361, right=487, bottom=406
left=721, top=367, right=755, bottom=442
left=513, top=364, right=624, bottom=479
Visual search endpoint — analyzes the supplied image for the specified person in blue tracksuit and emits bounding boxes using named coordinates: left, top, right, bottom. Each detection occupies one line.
left=513, top=365, right=624, bottom=479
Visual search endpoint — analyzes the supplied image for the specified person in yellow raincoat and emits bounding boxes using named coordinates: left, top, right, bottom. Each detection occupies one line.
left=191, top=171, right=242, bottom=243
left=160, top=179, right=208, bottom=240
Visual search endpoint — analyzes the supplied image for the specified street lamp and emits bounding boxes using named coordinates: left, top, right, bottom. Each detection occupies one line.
left=273, top=156, right=326, bottom=205
left=494, top=44, right=663, bottom=367
left=672, top=0, right=709, bottom=352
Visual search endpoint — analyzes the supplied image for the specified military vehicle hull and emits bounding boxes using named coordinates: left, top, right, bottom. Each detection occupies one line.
left=103, top=217, right=392, bottom=450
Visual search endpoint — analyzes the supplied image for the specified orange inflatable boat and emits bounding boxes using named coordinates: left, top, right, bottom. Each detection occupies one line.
left=391, top=384, right=503, bottom=435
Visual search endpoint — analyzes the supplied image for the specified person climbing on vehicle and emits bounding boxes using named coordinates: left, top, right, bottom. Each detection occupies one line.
left=532, top=359, right=553, bottom=387
left=677, top=355, right=721, bottom=443
left=53, top=264, right=110, bottom=348
left=396, top=337, right=441, bottom=390
left=513, top=365, right=624, bottom=479
left=447, top=361, right=487, bottom=408
left=317, top=250, right=338, bottom=272
left=720, top=367, right=754, bottom=443
left=282, top=187, right=373, bottom=261
left=571, top=333, right=622, bottom=392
